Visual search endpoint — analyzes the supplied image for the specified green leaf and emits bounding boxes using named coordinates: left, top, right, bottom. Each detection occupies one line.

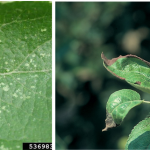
left=101, top=52, right=150, bottom=94
left=102, top=89, right=143, bottom=131
left=0, top=1, right=52, bottom=149
left=125, top=117, right=150, bottom=149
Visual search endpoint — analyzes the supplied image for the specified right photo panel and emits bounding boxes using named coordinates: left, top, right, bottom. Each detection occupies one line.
left=56, top=2, right=150, bottom=150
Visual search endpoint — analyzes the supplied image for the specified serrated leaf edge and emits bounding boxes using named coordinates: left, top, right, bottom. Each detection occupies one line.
left=125, top=117, right=150, bottom=149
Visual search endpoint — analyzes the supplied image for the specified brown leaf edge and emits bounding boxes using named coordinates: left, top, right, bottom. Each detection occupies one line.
left=101, top=52, right=150, bottom=80
left=101, top=52, right=150, bottom=67
left=102, top=110, right=118, bottom=132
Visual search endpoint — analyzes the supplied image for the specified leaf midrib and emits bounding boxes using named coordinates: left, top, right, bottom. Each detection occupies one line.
left=0, top=16, right=49, bottom=28
left=110, top=100, right=142, bottom=117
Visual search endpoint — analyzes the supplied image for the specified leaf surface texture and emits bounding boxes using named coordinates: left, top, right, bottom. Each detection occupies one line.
left=0, top=2, right=52, bottom=149
left=102, top=89, right=143, bottom=131
left=101, top=53, right=150, bottom=93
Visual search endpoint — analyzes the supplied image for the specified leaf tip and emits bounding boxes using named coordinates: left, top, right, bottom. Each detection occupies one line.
left=102, top=111, right=117, bottom=132
left=102, top=127, right=108, bottom=132
left=101, top=52, right=110, bottom=66
left=101, top=52, right=125, bottom=80
left=101, top=52, right=123, bottom=66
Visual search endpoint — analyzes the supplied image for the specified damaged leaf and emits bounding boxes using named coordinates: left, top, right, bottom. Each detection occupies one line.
left=101, top=52, right=150, bottom=94
left=125, top=117, right=150, bottom=149
left=102, top=89, right=143, bottom=131
left=0, top=2, right=52, bottom=149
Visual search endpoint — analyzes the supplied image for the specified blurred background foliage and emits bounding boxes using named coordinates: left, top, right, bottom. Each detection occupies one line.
left=56, top=2, right=150, bottom=149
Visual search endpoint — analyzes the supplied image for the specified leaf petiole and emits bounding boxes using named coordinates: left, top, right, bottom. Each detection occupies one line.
left=143, top=100, right=150, bottom=104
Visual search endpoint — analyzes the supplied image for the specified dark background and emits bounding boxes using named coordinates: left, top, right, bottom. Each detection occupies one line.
left=56, top=2, right=150, bottom=149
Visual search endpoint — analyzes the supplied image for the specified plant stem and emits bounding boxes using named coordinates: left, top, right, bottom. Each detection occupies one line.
left=143, top=100, right=150, bottom=104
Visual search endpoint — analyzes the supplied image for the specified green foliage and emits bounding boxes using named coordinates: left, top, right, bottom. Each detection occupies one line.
left=102, top=89, right=143, bottom=131
left=0, top=1, right=52, bottom=150
left=125, top=117, right=150, bottom=149
left=56, top=2, right=150, bottom=149
left=102, top=53, right=150, bottom=149
left=101, top=52, right=150, bottom=94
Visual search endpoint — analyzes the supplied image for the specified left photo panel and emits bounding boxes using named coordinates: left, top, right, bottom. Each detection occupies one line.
left=0, top=1, right=52, bottom=150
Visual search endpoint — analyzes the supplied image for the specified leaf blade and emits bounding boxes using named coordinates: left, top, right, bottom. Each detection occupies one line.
left=0, top=1, right=52, bottom=149
left=102, top=89, right=143, bottom=131
left=101, top=52, right=150, bottom=93
left=125, top=117, right=150, bottom=150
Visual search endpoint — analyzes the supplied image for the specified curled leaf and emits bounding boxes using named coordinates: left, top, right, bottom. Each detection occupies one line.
left=102, top=89, right=143, bottom=131
left=101, top=52, right=150, bottom=93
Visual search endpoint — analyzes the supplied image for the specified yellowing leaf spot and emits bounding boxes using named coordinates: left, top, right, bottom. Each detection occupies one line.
left=0, top=145, right=8, bottom=150
left=31, top=86, right=35, bottom=89
left=32, top=54, right=35, bottom=57
left=41, top=28, right=47, bottom=32
left=25, top=63, right=29, bottom=67
left=3, top=85, right=9, bottom=91
left=16, top=145, right=20, bottom=148
left=40, top=53, right=45, bottom=57
left=13, top=93, right=18, bottom=98
left=6, top=69, right=10, bottom=72
left=2, top=106, right=6, bottom=110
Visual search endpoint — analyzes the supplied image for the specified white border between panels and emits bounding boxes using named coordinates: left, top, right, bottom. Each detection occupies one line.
left=52, top=1, right=55, bottom=150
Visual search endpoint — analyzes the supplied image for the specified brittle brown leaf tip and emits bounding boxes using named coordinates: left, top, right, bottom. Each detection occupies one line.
left=101, top=52, right=124, bottom=66
left=101, top=52, right=150, bottom=67
left=102, top=111, right=117, bottom=132
left=101, top=52, right=110, bottom=66
left=101, top=52, right=125, bottom=80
